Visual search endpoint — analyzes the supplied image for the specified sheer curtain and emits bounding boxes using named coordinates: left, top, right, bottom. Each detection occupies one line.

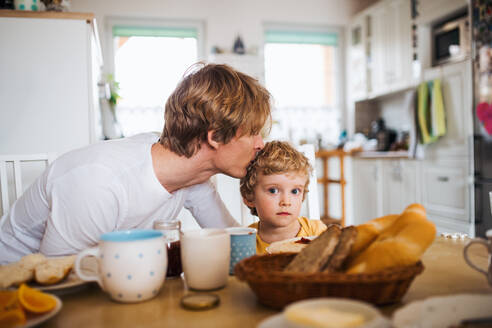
left=264, top=28, right=343, bottom=148
left=108, top=22, right=201, bottom=137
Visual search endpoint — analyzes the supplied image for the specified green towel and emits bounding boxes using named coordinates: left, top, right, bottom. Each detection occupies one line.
left=431, top=79, right=446, bottom=138
left=418, top=82, right=432, bottom=144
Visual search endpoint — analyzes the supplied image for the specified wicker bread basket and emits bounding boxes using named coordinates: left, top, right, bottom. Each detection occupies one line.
left=235, top=253, right=423, bottom=310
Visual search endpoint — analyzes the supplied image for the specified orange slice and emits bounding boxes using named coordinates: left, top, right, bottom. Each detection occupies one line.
left=0, top=294, right=26, bottom=328
left=0, top=308, right=26, bottom=328
left=18, top=283, right=57, bottom=314
left=0, top=290, right=18, bottom=310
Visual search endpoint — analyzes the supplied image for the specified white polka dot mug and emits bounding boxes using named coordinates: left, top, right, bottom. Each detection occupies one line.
left=74, top=229, right=167, bottom=303
left=225, top=227, right=257, bottom=275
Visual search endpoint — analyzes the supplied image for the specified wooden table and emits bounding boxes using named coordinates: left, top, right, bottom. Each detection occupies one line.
left=42, top=237, right=491, bottom=328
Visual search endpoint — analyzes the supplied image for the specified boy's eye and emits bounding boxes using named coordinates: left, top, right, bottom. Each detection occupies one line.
left=291, top=188, right=302, bottom=195
left=267, top=188, right=278, bottom=194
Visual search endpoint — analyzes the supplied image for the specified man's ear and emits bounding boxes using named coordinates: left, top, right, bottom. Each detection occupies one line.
left=207, top=130, right=220, bottom=150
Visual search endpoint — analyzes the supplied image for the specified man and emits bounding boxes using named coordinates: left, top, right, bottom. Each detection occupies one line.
left=0, top=63, right=271, bottom=264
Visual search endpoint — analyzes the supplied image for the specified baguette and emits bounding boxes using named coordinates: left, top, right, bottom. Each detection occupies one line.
left=349, top=214, right=399, bottom=258
left=346, top=204, right=436, bottom=274
left=284, top=225, right=341, bottom=273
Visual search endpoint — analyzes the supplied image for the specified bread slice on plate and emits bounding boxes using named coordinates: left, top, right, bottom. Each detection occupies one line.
left=34, top=255, right=77, bottom=285
left=0, top=253, right=47, bottom=288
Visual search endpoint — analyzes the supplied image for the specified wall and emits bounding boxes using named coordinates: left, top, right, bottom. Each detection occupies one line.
left=71, top=0, right=357, bottom=66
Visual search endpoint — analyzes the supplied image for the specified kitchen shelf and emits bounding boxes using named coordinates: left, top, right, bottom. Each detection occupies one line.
left=0, top=9, right=94, bottom=21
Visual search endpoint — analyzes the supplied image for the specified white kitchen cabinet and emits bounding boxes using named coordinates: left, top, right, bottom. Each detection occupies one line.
left=421, top=60, right=473, bottom=159
left=353, top=157, right=419, bottom=224
left=382, top=159, right=419, bottom=214
left=367, top=0, right=412, bottom=97
left=347, top=15, right=368, bottom=101
left=0, top=11, right=103, bottom=156
left=352, top=158, right=383, bottom=224
left=385, top=0, right=412, bottom=91
left=420, top=158, right=473, bottom=234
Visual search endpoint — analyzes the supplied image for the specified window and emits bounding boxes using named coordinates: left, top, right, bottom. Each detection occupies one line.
left=264, top=27, right=343, bottom=147
left=107, top=19, right=203, bottom=137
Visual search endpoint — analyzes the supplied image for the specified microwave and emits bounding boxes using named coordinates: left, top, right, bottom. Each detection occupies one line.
left=432, top=13, right=470, bottom=66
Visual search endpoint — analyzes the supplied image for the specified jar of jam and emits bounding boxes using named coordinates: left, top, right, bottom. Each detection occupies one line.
left=153, top=219, right=182, bottom=278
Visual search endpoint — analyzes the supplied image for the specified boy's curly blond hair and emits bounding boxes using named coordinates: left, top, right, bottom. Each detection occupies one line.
left=240, top=140, right=313, bottom=216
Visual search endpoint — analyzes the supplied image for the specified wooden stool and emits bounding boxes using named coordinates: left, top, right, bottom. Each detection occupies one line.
left=315, top=149, right=347, bottom=226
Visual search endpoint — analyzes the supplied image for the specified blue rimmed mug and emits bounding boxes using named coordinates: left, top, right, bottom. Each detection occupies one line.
left=75, top=229, right=167, bottom=303
left=226, top=227, right=256, bottom=275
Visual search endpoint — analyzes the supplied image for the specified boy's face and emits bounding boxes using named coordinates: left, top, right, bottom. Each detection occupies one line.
left=246, top=172, right=307, bottom=228
left=214, top=132, right=264, bottom=179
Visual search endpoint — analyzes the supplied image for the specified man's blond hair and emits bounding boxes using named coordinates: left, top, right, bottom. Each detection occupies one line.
left=240, top=141, right=312, bottom=216
left=160, top=62, right=272, bottom=157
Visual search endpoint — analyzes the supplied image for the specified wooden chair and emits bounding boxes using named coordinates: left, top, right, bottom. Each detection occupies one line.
left=0, top=153, right=56, bottom=215
left=315, top=149, right=348, bottom=226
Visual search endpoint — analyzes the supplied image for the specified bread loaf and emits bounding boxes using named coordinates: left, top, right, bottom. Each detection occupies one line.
left=322, top=226, right=357, bottom=272
left=344, top=214, right=400, bottom=267
left=346, top=204, right=436, bottom=274
left=284, top=225, right=341, bottom=273
left=349, top=214, right=399, bottom=257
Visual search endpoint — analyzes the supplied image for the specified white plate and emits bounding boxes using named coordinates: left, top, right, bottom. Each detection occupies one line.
left=23, top=294, right=62, bottom=328
left=393, top=294, right=492, bottom=328
left=29, top=256, right=97, bottom=293
left=266, top=236, right=316, bottom=254
left=257, top=314, right=287, bottom=328
left=257, top=298, right=391, bottom=328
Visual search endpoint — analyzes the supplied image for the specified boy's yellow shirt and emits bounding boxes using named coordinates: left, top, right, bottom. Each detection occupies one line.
left=248, top=217, right=327, bottom=255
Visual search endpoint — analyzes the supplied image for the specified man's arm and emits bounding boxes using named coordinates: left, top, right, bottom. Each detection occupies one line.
left=39, top=165, right=127, bottom=256
left=184, top=179, right=240, bottom=228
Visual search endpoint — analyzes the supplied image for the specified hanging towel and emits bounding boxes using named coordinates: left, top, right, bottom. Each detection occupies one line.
left=417, top=79, right=446, bottom=144
left=431, top=79, right=447, bottom=138
left=417, top=81, right=432, bottom=144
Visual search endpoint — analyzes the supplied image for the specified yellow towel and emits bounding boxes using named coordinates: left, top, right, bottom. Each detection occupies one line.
left=417, top=79, right=446, bottom=144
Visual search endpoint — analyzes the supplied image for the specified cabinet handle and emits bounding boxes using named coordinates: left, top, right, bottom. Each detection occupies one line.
left=437, top=176, right=449, bottom=182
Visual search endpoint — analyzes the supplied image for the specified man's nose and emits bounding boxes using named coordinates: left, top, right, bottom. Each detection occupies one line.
left=254, top=135, right=264, bottom=150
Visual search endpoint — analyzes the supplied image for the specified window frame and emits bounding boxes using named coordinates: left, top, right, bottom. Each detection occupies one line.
left=262, top=23, right=346, bottom=128
left=104, top=16, right=206, bottom=77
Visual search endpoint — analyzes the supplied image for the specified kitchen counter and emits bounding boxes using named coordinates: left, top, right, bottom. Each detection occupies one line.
left=353, top=150, right=413, bottom=158
left=43, top=237, right=490, bottom=328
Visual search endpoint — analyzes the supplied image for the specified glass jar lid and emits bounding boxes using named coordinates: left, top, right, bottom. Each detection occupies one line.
left=180, top=294, right=220, bottom=311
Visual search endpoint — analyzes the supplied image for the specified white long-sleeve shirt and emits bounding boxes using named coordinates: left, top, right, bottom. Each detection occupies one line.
left=0, top=133, right=239, bottom=264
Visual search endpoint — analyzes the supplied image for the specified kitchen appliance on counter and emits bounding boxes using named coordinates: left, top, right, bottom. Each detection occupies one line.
left=472, top=0, right=492, bottom=238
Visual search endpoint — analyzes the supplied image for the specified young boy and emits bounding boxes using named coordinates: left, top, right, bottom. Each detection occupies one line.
left=240, top=141, right=326, bottom=254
